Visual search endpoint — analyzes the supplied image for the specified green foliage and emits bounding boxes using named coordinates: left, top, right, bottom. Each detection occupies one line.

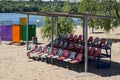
left=0, top=0, right=119, bottom=33
left=77, top=0, right=120, bottom=32
left=57, top=17, right=75, bottom=37
left=62, top=1, right=71, bottom=12
left=41, top=1, right=75, bottom=39
left=41, top=17, right=52, bottom=39
left=41, top=16, right=75, bottom=39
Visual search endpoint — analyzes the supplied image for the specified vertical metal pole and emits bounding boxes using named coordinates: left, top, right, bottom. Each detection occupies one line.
left=26, top=14, right=29, bottom=51
left=51, top=17, right=54, bottom=51
left=84, top=17, right=88, bottom=72
left=83, top=18, right=85, bottom=42
left=56, top=16, right=58, bottom=39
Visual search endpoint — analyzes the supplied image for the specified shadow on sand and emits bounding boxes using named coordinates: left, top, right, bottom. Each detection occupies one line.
left=116, top=33, right=120, bottom=35
left=68, top=61, right=119, bottom=77
left=37, top=57, right=120, bottom=77
left=92, top=32, right=105, bottom=34
left=19, top=42, right=46, bottom=46
left=87, top=61, right=120, bottom=77
left=107, top=38, right=120, bottom=43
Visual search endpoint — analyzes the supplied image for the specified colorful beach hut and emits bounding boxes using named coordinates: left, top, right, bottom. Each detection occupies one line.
left=12, top=24, right=21, bottom=43
left=1, top=25, right=12, bottom=41
left=0, top=20, right=12, bottom=41
left=19, top=17, right=36, bottom=41
left=21, top=24, right=36, bottom=41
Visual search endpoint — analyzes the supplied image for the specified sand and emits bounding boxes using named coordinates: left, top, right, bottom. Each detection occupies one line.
left=0, top=26, right=120, bottom=80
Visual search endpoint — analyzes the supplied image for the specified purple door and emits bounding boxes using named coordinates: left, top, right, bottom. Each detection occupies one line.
left=1, top=25, right=12, bottom=41
left=0, top=26, right=1, bottom=42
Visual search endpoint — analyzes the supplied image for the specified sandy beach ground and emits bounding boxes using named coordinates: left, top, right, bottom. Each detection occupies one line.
left=0, top=26, right=120, bottom=80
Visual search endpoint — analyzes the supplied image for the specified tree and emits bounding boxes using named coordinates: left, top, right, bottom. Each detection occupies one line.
left=0, top=0, right=119, bottom=32
left=78, top=0, right=120, bottom=32
left=41, top=1, right=75, bottom=39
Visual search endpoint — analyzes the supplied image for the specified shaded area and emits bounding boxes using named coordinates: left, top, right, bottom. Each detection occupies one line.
left=88, top=61, right=120, bottom=77
left=107, top=38, right=120, bottom=43
left=35, top=58, right=120, bottom=77
left=3, top=42, right=45, bottom=46
left=34, top=42, right=46, bottom=45
left=92, top=32, right=105, bottom=34
left=116, top=33, right=120, bottom=35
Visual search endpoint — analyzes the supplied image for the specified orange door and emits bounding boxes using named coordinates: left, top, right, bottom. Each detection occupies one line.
left=12, top=24, right=21, bottom=43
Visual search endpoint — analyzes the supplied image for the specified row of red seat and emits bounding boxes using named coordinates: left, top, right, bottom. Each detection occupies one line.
left=60, top=34, right=82, bottom=43
left=53, top=34, right=111, bottom=68
left=27, top=34, right=112, bottom=68
left=27, top=43, right=102, bottom=65
left=27, top=46, right=83, bottom=66
left=60, top=34, right=111, bottom=49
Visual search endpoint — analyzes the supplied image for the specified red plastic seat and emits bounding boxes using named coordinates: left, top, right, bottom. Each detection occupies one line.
left=79, top=46, right=84, bottom=53
left=88, top=36, right=93, bottom=45
left=73, top=35, right=78, bottom=42
left=97, top=38, right=107, bottom=47
left=57, top=50, right=69, bottom=60
left=37, top=46, right=48, bottom=56
left=77, top=35, right=82, bottom=42
left=94, top=48, right=101, bottom=57
left=47, top=48, right=58, bottom=58
left=74, top=45, right=84, bottom=53
left=74, top=45, right=79, bottom=52
left=68, top=34, right=74, bottom=42
left=88, top=47, right=95, bottom=56
left=70, top=53, right=83, bottom=64
left=29, top=45, right=38, bottom=54
left=66, top=42, right=74, bottom=50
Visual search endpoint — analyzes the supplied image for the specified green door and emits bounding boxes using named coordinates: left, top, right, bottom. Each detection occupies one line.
left=21, top=25, right=26, bottom=41
left=21, top=25, right=36, bottom=41
left=28, top=25, right=36, bottom=40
